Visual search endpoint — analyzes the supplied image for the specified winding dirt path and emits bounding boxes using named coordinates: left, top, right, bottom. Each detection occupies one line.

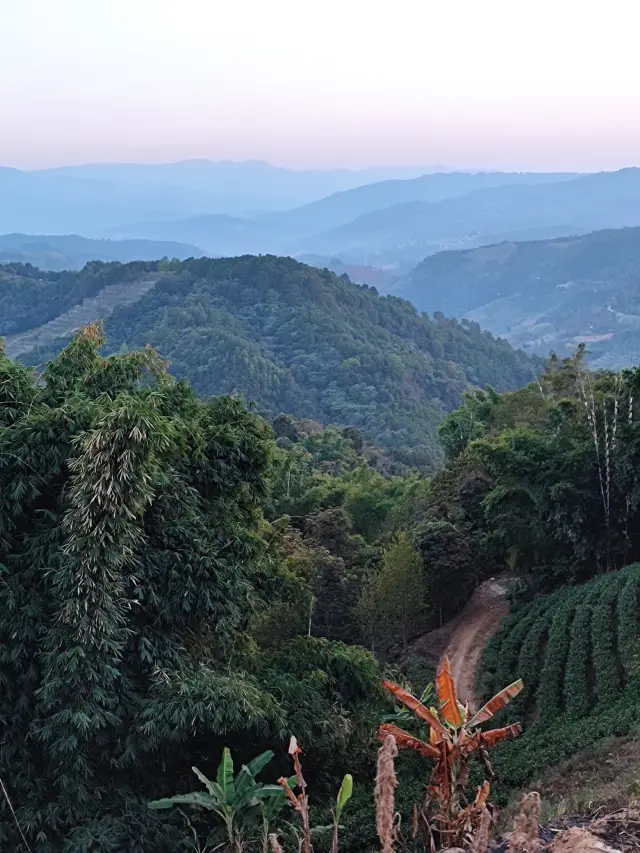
left=441, top=577, right=510, bottom=710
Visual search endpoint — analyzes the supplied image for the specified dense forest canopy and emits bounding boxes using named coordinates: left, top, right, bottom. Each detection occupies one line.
left=0, top=328, right=386, bottom=852
left=3, top=255, right=539, bottom=469
left=3, top=319, right=640, bottom=849
left=433, top=345, right=640, bottom=593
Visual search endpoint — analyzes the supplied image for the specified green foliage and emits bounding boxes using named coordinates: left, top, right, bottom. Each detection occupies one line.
left=149, top=748, right=291, bottom=852
left=478, top=564, right=640, bottom=797
left=591, top=578, right=623, bottom=705
left=434, top=351, right=640, bottom=595
left=335, top=774, right=353, bottom=824
left=511, top=612, right=551, bottom=721
left=414, top=519, right=478, bottom=624
left=564, top=599, right=594, bottom=718
left=357, top=532, right=426, bottom=654
left=618, top=570, right=640, bottom=677
left=0, top=328, right=382, bottom=853
left=535, top=591, right=577, bottom=723
left=0, top=260, right=156, bottom=335
left=10, top=255, right=539, bottom=469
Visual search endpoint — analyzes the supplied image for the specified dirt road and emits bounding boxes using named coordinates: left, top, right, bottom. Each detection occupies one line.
left=441, top=577, right=510, bottom=709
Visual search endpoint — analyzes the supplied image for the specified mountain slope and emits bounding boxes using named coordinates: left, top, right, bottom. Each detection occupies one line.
left=300, top=168, right=640, bottom=264
left=3, top=255, right=539, bottom=469
left=108, top=172, right=581, bottom=261
left=104, top=212, right=290, bottom=255
left=395, top=226, right=640, bottom=367
left=0, top=160, right=434, bottom=233
left=0, top=260, right=159, bottom=337
left=0, top=233, right=202, bottom=270
left=46, top=160, right=432, bottom=205
left=479, top=564, right=640, bottom=793
left=261, top=171, right=578, bottom=234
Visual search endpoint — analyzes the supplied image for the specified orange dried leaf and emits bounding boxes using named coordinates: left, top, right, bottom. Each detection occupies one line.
left=436, top=656, right=462, bottom=727
left=381, top=680, right=449, bottom=736
left=458, top=731, right=482, bottom=755
left=479, top=723, right=522, bottom=747
left=468, top=679, right=523, bottom=726
left=378, top=723, right=441, bottom=758
left=277, top=777, right=300, bottom=810
left=430, top=725, right=443, bottom=745
left=474, top=780, right=491, bottom=808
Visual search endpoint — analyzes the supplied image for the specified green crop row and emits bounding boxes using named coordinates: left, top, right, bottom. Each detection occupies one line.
left=563, top=594, right=594, bottom=718
left=535, top=589, right=578, bottom=723
left=591, top=577, right=623, bottom=705
left=491, top=684, right=640, bottom=801
left=478, top=611, right=519, bottom=702
left=618, top=566, right=640, bottom=678
left=492, top=596, right=558, bottom=695
left=512, top=612, right=552, bottom=723
left=476, top=565, right=640, bottom=800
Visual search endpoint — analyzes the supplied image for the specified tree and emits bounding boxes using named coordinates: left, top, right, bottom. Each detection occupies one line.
left=0, top=327, right=381, bottom=853
left=357, top=532, right=426, bottom=653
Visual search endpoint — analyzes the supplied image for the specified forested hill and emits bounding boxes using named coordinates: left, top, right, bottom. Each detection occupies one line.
left=3, top=255, right=539, bottom=468
left=395, top=226, right=640, bottom=368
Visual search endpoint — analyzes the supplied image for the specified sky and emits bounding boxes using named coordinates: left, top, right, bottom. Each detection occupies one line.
left=2, top=0, right=640, bottom=171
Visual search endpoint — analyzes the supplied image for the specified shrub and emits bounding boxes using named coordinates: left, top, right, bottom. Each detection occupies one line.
left=536, top=590, right=577, bottom=722
left=563, top=596, right=594, bottom=718
left=591, top=577, right=623, bottom=705
left=618, top=567, right=640, bottom=679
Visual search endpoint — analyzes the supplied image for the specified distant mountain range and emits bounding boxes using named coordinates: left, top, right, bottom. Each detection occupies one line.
left=3, top=162, right=591, bottom=264
left=99, top=167, right=640, bottom=271
left=0, top=255, right=539, bottom=469
left=0, top=160, right=434, bottom=234
left=0, top=233, right=202, bottom=271
left=104, top=170, right=582, bottom=265
left=394, top=226, right=640, bottom=370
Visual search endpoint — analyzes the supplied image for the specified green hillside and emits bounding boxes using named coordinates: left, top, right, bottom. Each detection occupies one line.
left=396, top=225, right=640, bottom=368
left=479, top=564, right=640, bottom=794
left=3, top=255, right=539, bottom=468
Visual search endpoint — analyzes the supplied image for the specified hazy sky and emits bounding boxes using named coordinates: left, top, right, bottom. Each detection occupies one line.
left=3, top=0, right=639, bottom=171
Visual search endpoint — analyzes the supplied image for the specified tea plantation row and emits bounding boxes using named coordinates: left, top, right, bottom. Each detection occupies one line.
left=478, top=564, right=640, bottom=795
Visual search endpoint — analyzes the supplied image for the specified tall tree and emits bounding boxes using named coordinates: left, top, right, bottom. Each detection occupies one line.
left=0, top=327, right=380, bottom=852
left=357, top=532, right=426, bottom=653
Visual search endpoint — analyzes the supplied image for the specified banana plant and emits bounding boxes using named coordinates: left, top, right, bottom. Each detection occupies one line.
left=149, top=747, right=294, bottom=853
left=378, top=656, right=524, bottom=849
left=331, top=772, right=353, bottom=853
left=276, top=736, right=353, bottom=853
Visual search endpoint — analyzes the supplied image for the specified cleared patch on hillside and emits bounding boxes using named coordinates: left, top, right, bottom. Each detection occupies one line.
left=5, top=275, right=158, bottom=358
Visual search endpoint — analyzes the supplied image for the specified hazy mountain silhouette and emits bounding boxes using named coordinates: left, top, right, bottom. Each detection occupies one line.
left=0, top=160, right=435, bottom=234
left=0, top=233, right=202, bottom=270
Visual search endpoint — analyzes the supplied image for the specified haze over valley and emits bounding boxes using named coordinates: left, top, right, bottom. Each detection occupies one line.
left=6, top=2, right=640, bottom=851
left=5, top=162, right=640, bottom=368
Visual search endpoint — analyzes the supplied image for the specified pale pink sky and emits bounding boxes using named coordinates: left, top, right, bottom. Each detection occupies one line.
left=2, top=0, right=640, bottom=171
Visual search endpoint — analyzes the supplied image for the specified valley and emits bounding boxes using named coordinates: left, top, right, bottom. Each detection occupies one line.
left=2, top=255, right=538, bottom=469
left=395, top=226, right=640, bottom=369
left=3, top=245, right=640, bottom=852
left=7, top=1, right=640, bottom=848
left=4, top=169, right=640, bottom=853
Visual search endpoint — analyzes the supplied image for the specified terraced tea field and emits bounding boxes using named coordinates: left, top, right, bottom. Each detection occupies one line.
left=477, top=564, right=640, bottom=795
